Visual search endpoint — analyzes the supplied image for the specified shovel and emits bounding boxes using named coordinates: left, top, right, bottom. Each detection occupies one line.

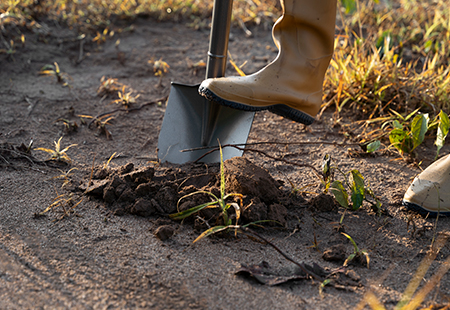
left=157, top=0, right=255, bottom=164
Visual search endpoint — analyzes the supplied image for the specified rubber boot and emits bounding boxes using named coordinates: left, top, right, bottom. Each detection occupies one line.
left=199, top=0, right=337, bottom=125
left=403, top=154, right=450, bottom=216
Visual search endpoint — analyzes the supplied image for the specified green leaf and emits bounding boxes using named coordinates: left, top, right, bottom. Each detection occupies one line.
left=389, top=128, right=405, bottom=151
left=389, top=128, right=413, bottom=153
left=424, top=39, right=433, bottom=53
left=330, top=180, right=349, bottom=208
left=392, top=119, right=403, bottom=129
left=340, top=0, right=356, bottom=14
left=319, top=279, right=332, bottom=296
left=349, top=170, right=365, bottom=210
left=342, top=233, right=360, bottom=253
left=376, top=30, right=392, bottom=49
left=219, top=142, right=225, bottom=200
left=366, top=140, right=381, bottom=153
left=410, top=113, right=429, bottom=150
left=435, top=110, right=449, bottom=157
left=404, top=108, right=421, bottom=122
left=322, top=154, right=332, bottom=180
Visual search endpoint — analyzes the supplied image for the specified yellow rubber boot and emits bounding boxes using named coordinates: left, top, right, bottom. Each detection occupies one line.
left=403, top=154, right=450, bottom=216
left=199, top=0, right=337, bottom=124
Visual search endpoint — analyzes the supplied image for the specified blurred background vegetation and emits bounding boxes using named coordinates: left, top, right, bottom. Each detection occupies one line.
left=1, top=0, right=450, bottom=156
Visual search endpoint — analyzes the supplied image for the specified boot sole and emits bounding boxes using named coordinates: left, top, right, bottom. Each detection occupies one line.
left=199, top=86, right=315, bottom=125
left=402, top=200, right=450, bottom=217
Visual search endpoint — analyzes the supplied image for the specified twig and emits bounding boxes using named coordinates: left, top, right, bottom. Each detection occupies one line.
left=239, top=226, right=324, bottom=281
left=85, top=153, right=96, bottom=193
left=237, top=17, right=252, bottom=37
left=182, top=140, right=360, bottom=152
left=193, top=144, right=322, bottom=178
left=77, top=37, right=85, bottom=64
left=88, top=96, right=168, bottom=128
left=25, top=97, right=38, bottom=116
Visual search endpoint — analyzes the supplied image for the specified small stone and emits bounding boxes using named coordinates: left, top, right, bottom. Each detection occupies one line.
left=155, top=186, right=177, bottom=214
left=243, top=199, right=268, bottom=223
left=345, top=269, right=361, bottom=282
left=154, top=225, right=175, bottom=241
left=309, top=194, right=339, bottom=212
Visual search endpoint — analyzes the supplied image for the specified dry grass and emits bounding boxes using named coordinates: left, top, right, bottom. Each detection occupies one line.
left=326, top=0, right=450, bottom=117
left=2, top=1, right=448, bottom=119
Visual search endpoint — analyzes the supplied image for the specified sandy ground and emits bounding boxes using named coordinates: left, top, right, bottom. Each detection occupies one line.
left=1, top=17, right=449, bottom=309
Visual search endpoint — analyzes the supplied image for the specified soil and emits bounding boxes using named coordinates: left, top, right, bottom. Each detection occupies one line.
left=1, top=17, right=450, bottom=309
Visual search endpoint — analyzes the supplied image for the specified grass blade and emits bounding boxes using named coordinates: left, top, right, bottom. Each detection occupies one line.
left=170, top=201, right=219, bottom=220
left=193, top=225, right=228, bottom=243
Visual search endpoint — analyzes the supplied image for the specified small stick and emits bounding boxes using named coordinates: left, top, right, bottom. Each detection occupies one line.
left=239, top=226, right=324, bottom=281
left=88, top=96, right=168, bottom=128
left=193, top=144, right=322, bottom=178
left=77, top=38, right=85, bottom=64
left=85, top=153, right=96, bottom=193
left=182, top=140, right=360, bottom=152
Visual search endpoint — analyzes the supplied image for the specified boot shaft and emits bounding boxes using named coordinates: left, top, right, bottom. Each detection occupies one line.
left=274, top=0, right=337, bottom=59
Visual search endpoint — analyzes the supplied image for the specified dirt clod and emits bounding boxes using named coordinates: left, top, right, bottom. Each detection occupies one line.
left=322, top=244, right=347, bottom=262
left=224, top=157, right=281, bottom=203
left=267, top=203, right=288, bottom=227
left=154, top=225, right=175, bottom=241
left=131, top=198, right=156, bottom=217
left=309, top=193, right=339, bottom=212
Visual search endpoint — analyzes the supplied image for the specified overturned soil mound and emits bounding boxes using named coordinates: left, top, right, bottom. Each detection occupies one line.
left=81, top=157, right=311, bottom=227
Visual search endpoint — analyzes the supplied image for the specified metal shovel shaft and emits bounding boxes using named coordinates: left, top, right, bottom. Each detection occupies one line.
left=206, top=0, right=233, bottom=79
left=201, top=0, right=233, bottom=146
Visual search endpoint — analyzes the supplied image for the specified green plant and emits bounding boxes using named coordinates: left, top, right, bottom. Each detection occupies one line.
left=92, top=28, right=114, bottom=45
left=104, top=152, right=117, bottom=169
left=322, top=154, right=382, bottom=213
left=308, top=231, right=321, bottom=252
left=56, top=118, right=79, bottom=133
left=39, top=62, right=72, bottom=87
left=170, top=144, right=244, bottom=242
left=35, top=137, right=77, bottom=163
left=52, top=167, right=78, bottom=188
left=330, top=211, right=347, bottom=233
left=364, top=109, right=450, bottom=158
left=110, top=86, right=140, bottom=108
left=0, top=38, right=16, bottom=57
left=97, top=76, right=124, bottom=97
left=149, top=58, right=170, bottom=77
left=148, top=57, right=170, bottom=87
left=78, top=114, right=115, bottom=139
left=38, top=189, right=83, bottom=220
left=342, top=232, right=370, bottom=268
